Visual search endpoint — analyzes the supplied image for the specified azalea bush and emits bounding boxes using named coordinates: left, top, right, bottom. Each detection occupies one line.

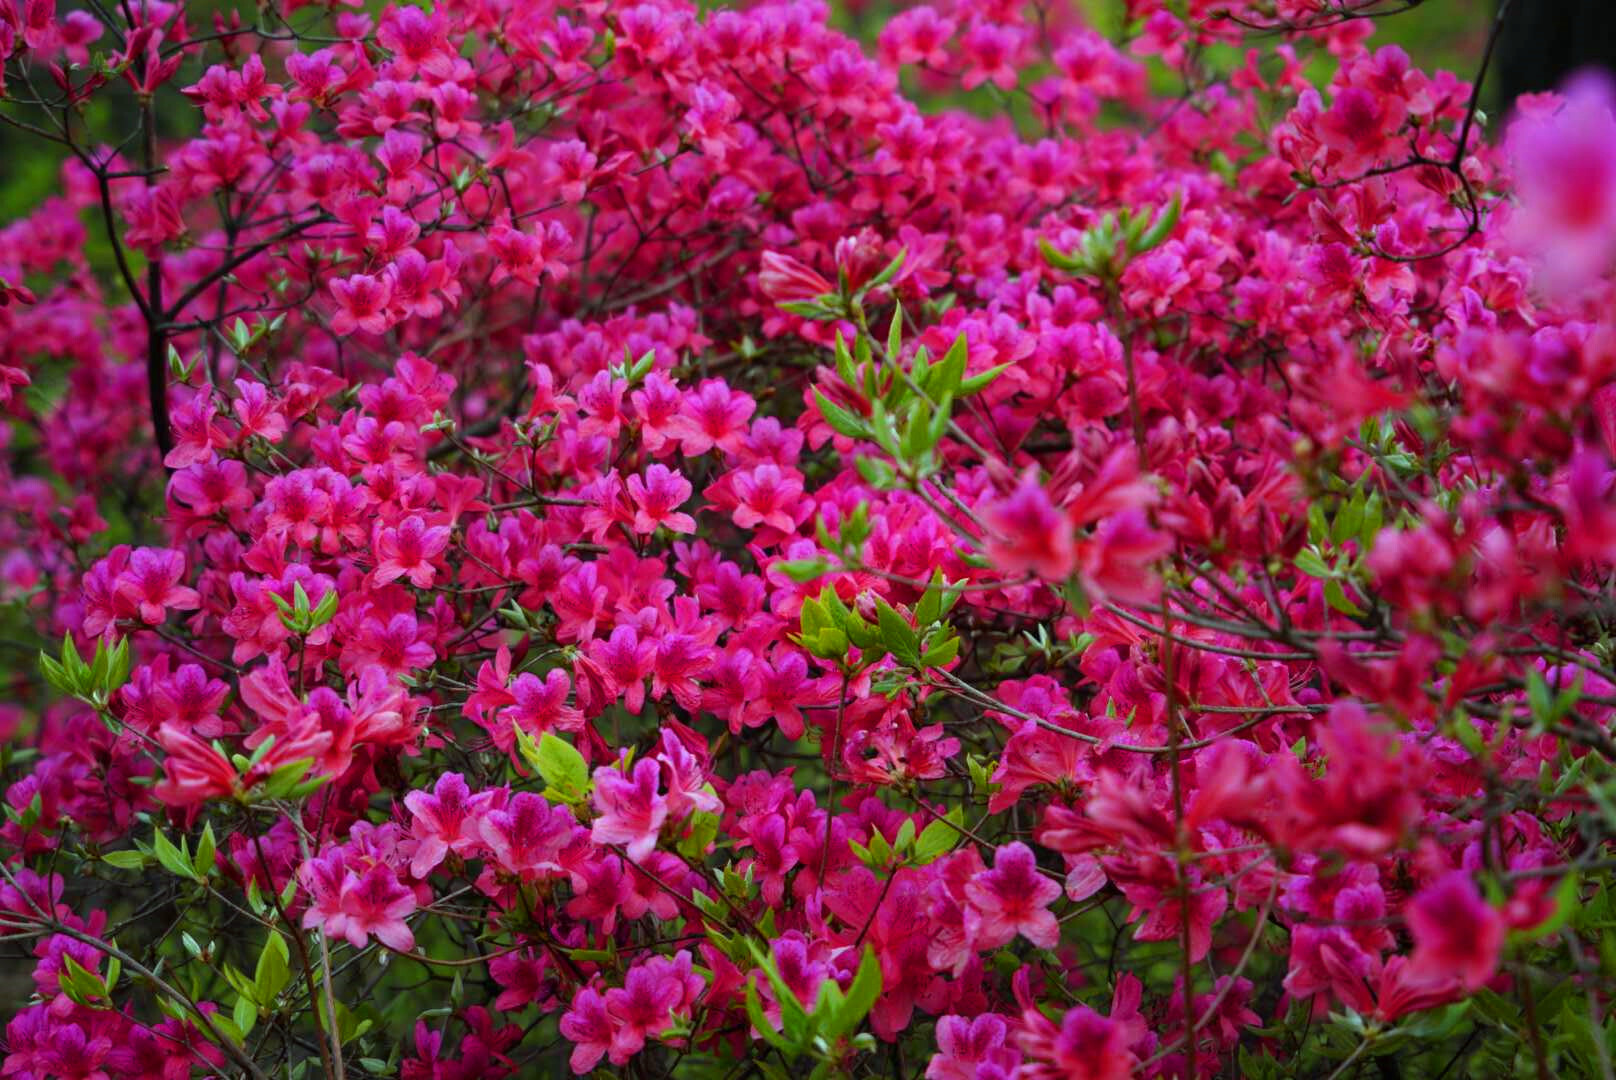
left=4, top=0, right=1616, bottom=1076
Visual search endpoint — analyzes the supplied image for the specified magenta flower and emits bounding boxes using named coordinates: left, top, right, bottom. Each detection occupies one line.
left=757, top=251, right=833, bottom=306
left=341, top=611, right=436, bottom=677
left=494, top=669, right=582, bottom=750
left=403, top=772, right=478, bottom=878
left=112, top=547, right=201, bottom=627
left=559, top=986, right=614, bottom=1074
left=1408, top=871, right=1504, bottom=992
left=373, top=515, right=451, bottom=587
left=163, top=396, right=229, bottom=469
left=627, top=464, right=696, bottom=534
left=478, top=792, right=579, bottom=880
left=586, top=625, right=656, bottom=714
left=604, top=963, right=682, bottom=1064
left=960, top=23, right=1022, bottom=91
left=985, top=476, right=1075, bottom=581
left=668, top=378, right=756, bottom=457
left=490, top=949, right=555, bottom=1013
left=928, top=1014, right=1018, bottom=1080
left=169, top=459, right=253, bottom=518
left=591, top=758, right=669, bottom=863
left=337, top=863, right=417, bottom=952
left=1506, top=72, right=1616, bottom=292
left=567, top=853, right=631, bottom=933
left=728, top=463, right=804, bottom=533
left=964, top=842, right=1062, bottom=949
left=329, top=273, right=394, bottom=336
left=880, top=7, right=956, bottom=68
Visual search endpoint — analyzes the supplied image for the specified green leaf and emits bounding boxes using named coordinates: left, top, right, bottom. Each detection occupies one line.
left=833, top=331, right=857, bottom=390
left=208, top=1012, right=246, bottom=1046
left=534, top=732, right=590, bottom=800
left=923, top=633, right=960, bottom=670
left=193, top=822, right=217, bottom=878
left=38, top=652, right=72, bottom=696
left=812, top=388, right=868, bottom=441
left=232, top=994, right=258, bottom=1039
left=1038, top=236, right=1087, bottom=274
left=60, top=955, right=109, bottom=1007
left=61, top=633, right=87, bottom=682
left=745, top=979, right=790, bottom=1050
left=107, top=637, right=132, bottom=693
left=258, top=758, right=314, bottom=800
left=219, top=962, right=256, bottom=1001
left=747, top=945, right=811, bottom=1051
left=1525, top=668, right=1553, bottom=724
left=1293, top=549, right=1331, bottom=580
left=1323, top=579, right=1364, bottom=617
left=854, top=455, right=897, bottom=489
left=1331, top=494, right=1364, bottom=547
left=867, top=400, right=903, bottom=460
left=912, top=344, right=933, bottom=393
left=810, top=976, right=846, bottom=1031
left=843, top=609, right=878, bottom=652
left=817, top=586, right=852, bottom=630
left=958, top=362, right=1010, bottom=397
left=865, top=830, right=893, bottom=867
left=874, top=599, right=920, bottom=667
left=89, top=638, right=110, bottom=692
left=912, top=810, right=963, bottom=865
left=100, top=849, right=147, bottom=870
left=813, top=627, right=850, bottom=661
left=678, top=808, right=721, bottom=860
left=254, top=932, right=292, bottom=1005
left=915, top=573, right=944, bottom=627
left=1133, top=190, right=1182, bottom=253
left=1360, top=492, right=1385, bottom=547
left=780, top=296, right=841, bottom=320
left=1307, top=501, right=1329, bottom=546
left=865, top=248, right=907, bottom=292
left=827, top=946, right=882, bottom=1038
left=798, top=596, right=830, bottom=639
left=887, top=303, right=903, bottom=359
left=151, top=829, right=197, bottom=881
left=776, top=558, right=831, bottom=584
left=934, top=333, right=969, bottom=397
left=894, top=818, right=916, bottom=853
left=316, top=992, right=373, bottom=1044
left=1059, top=575, right=1092, bottom=618
left=310, top=589, right=340, bottom=629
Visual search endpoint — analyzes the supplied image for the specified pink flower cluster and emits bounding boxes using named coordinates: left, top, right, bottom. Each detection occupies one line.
left=3, top=0, right=1616, bottom=1077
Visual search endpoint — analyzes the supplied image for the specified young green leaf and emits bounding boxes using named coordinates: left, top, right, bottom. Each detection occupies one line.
left=874, top=599, right=920, bottom=667
left=958, top=362, right=1010, bottom=397
left=826, top=946, right=882, bottom=1038
left=534, top=732, right=590, bottom=800
left=812, top=387, right=868, bottom=441
left=912, top=810, right=963, bottom=865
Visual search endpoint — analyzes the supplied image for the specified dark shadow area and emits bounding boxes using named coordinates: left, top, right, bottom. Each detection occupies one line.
left=1495, top=0, right=1616, bottom=111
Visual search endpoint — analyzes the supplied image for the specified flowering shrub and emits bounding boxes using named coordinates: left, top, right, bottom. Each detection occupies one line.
left=4, top=0, right=1616, bottom=1076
